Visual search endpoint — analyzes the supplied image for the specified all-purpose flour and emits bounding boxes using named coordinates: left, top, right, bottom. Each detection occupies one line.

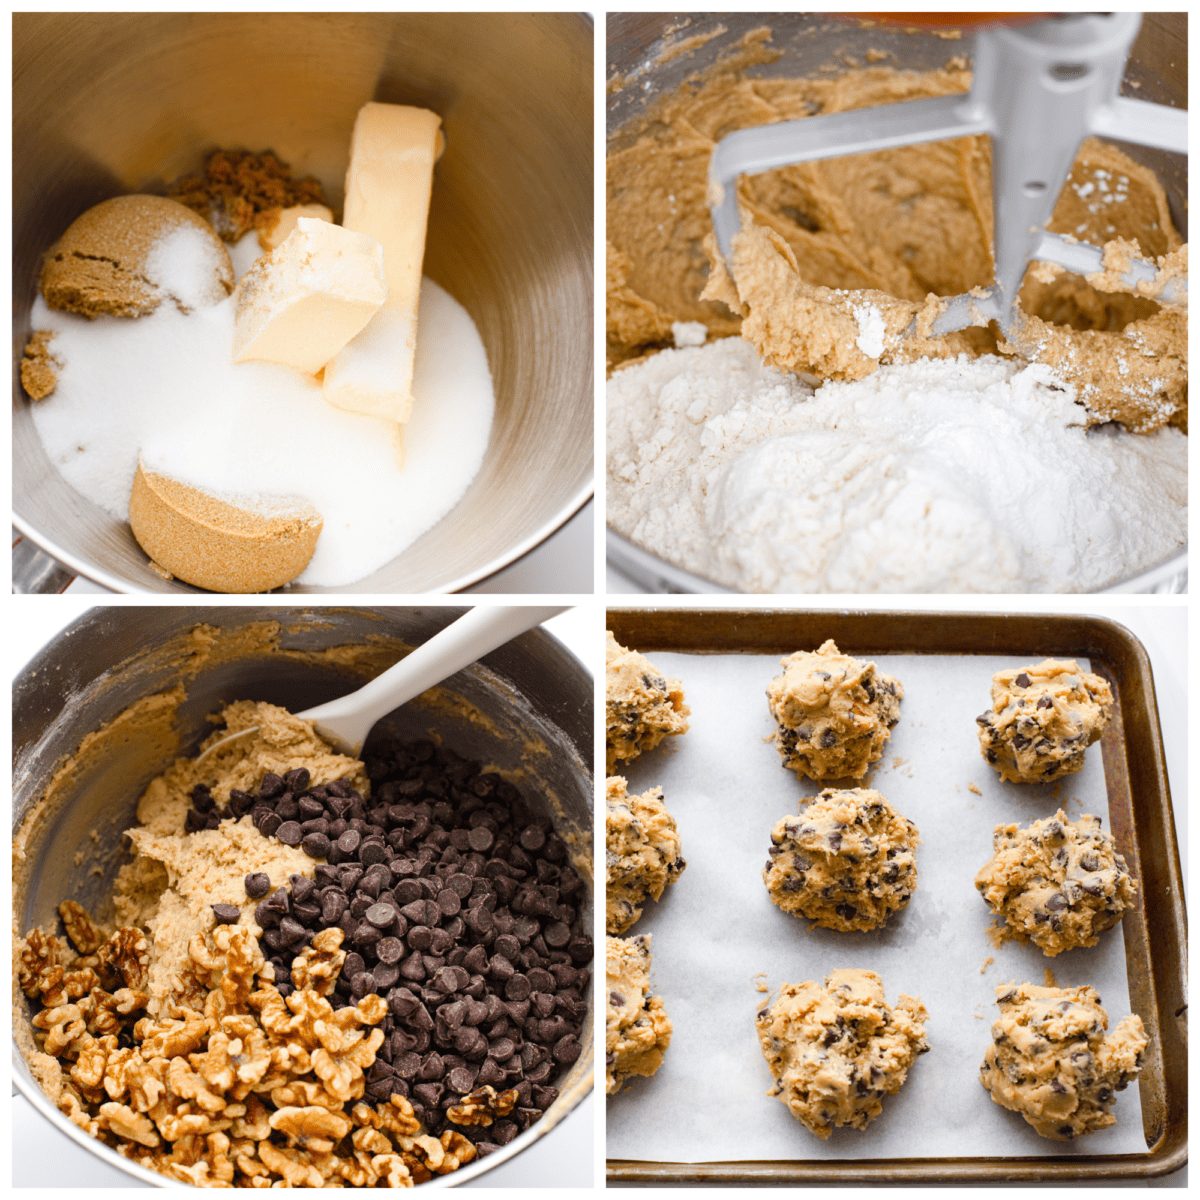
left=607, top=338, right=1186, bottom=592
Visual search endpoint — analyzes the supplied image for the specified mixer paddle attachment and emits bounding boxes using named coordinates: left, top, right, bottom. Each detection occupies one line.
left=708, top=12, right=1187, bottom=345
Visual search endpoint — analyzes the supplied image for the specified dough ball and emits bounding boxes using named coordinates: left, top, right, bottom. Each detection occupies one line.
left=40, top=194, right=234, bottom=318
left=976, top=659, right=1112, bottom=784
left=767, top=639, right=902, bottom=780
left=763, top=787, right=919, bottom=932
left=606, top=631, right=690, bottom=773
left=979, top=982, right=1147, bottom=1140
left=756, top=969, right=929, bottom=1139
left=606, top=933, right=672, bottom=1094
left=974, top=809, right=1137, bottom=956
left=606, top=776, right=685, bottom=935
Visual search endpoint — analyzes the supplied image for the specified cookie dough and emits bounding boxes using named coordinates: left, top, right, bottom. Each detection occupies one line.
left=606, top=776, right=686, bottom=934
left=763, top=788, right=919, bottom=932
left=39, top=194, right=234, bottom=318
left=606, top=933, right=673, bottom=1094
left=112, top=699, right=367, bottom=1014
left=755, top=969, right=929, bottom=1138
left=767, top=639, right=902, bottom=780
left=122, top=819, right=315, bottom=1016
left=606, top=631, right=690, bottom=773
left=608, top=36, right=1186, bottom=430
left=976, top=659, right=1113, bottom=784
left=979, top=981, right=1147, bottom=1140
left=974, top=810, right=1138, bottom=955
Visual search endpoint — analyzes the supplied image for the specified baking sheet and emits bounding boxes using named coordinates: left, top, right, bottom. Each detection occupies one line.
left=607, top=649, right=1148, bottom=1162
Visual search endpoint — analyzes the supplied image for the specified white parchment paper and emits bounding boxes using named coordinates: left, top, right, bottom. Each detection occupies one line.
left=607, top=649, right=1147, bottom=1162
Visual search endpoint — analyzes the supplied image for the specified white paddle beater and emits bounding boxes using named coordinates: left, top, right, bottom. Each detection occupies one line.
left=709, top=13, right=1187, bottom=340
left=198, top=606, right=569, bottom=762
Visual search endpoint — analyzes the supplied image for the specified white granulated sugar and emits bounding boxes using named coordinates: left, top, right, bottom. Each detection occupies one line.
left=142, top=224, right=229, bottom=311
left=850, top=299, right=885, bottom=358
left=31, top=277, right=493, bottom=587
left=228, top=230, right=266, bottom=281
left=607, top=339, right=1186, bottom=593
left=672, top=320, right=708, bottom=348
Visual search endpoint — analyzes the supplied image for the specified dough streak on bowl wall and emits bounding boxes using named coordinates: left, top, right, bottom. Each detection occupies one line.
left=605, top=24, right=1188, bottom=593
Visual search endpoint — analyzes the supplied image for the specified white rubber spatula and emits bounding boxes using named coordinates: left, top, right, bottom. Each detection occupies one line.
left=198, top=606, right=569, bottom=763
left=709, top=13, right=1187, bottom=341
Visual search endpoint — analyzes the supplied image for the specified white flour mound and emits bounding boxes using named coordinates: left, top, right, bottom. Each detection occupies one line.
left=607, top=338, right=1187, bottom=593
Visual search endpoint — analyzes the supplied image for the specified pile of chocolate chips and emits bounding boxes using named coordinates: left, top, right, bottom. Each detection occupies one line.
left=188, top=737, right=591, bottom=1152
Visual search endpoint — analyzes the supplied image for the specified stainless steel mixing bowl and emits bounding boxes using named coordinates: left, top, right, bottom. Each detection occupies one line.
left=606, top=12, right=1187, bottom=595
left=14, top=13, right=593, bottom=593
left=13, top=606, right=593, bottom=1186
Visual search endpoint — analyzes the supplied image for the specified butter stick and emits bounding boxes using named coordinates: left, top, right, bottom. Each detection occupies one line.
left=323, top=102, right=442, bottom=429
left=233, top=218, right=386, bottom=375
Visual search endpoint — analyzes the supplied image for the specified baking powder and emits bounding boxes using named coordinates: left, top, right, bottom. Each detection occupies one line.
left=607, top=338, right=1186, bottom=592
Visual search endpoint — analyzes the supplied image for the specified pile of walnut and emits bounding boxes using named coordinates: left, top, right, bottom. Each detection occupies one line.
left=19, top=899, right=516, bottom=1187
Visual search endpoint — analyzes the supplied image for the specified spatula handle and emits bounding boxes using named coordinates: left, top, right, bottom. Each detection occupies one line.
left=299, top=606, right=570, bottom=754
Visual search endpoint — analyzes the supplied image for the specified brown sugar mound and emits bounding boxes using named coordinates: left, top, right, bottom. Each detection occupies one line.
left=168, top=149, right=330, bottom=242
left=129, top=461, right=323, bottom=593
left=21, top=331, right=61, bottom=400
left=39, top=194, right=233, bottom=319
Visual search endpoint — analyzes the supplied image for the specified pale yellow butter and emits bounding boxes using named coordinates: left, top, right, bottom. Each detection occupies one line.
left=232, top=217, right=386, bottom=375
left=323, top=102, right=442, bottom=428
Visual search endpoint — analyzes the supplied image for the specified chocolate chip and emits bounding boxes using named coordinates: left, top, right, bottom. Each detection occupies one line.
left=284, top=875, right=312, bottom=903
left=211, top=904, right=241, bottom=924
left=283, top=767, right=311, bottom=793
left=361, top=839, right=390, bottom=866
left=302, top=832, right=331, bottom=858
left=229, top=789, right=256, bottom=817
left=1016, top=672, right=1031, bottom=688
left=280, top=916, right=308, bottom=945
left=505, top=974, right=532, bottom=1002
left=277, top=821, right=303, bottom=846
left=374, top=962, right=401, bottom=990
left=464, top=906, right=495, bottom=935
left=255, top=809, right=282, bottom=838
left=338, top=829, right=362, bottom=855
left=517, top=824, right=546, bottom=853
left=820, top=728, right=837, bottom=748
left=244, top=872, right=271, bottom=899
left=257, top=772, right=284, bottom=798
left=447, top=1066, right=476, bottom=1094
left=552, top=1034, right=581, bottom=1064
left=321, top=890, right=348, bottom=924
left=467, top=826, right=495, bottom=854
left=366, top=902, right=398, bottom=929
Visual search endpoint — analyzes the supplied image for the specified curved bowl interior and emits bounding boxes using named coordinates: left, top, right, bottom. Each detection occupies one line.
left=14, top=12, right=594, bottom=592
left=13, top=606, right=593, bottom=1185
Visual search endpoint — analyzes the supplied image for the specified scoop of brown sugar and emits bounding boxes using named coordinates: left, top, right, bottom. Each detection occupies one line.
left=39, top=195, right=233, bottom=318
left=129, top=461, right=322, bottom=593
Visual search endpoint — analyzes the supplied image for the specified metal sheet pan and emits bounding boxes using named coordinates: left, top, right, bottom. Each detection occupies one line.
left=605, top=607, right=1186, bottom=1183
